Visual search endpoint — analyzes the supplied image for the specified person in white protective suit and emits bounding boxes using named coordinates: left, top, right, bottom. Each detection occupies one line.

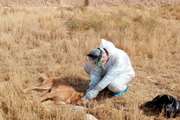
left=83, top=39, right=135, bottom=100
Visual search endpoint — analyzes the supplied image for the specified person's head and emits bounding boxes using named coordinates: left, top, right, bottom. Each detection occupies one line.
left=86, top=48, right=109, bottom=67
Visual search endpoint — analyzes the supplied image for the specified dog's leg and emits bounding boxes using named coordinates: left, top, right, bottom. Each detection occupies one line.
left=40, top=88, right=52, bottom=97
left=40, top=92, right=54, bottom=102
left=54, top=99, right=66, bottom=105
left=32, top=86, right=51, bottom=91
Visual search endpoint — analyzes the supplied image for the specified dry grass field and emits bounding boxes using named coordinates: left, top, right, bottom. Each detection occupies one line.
left=0, top=1, right=180, bottom=120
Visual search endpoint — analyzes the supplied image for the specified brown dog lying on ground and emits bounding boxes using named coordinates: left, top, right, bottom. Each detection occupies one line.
left=25, top=74, right=84, bottom=105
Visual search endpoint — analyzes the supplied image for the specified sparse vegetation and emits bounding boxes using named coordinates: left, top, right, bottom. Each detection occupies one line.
left=0, top=2, right=180, bottom=120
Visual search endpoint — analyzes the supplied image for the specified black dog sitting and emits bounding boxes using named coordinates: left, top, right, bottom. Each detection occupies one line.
left=140, top=94, right=180, bottom=118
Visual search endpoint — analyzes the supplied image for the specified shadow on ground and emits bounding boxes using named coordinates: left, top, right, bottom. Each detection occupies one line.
left=48, top=75, right=113, bottom=101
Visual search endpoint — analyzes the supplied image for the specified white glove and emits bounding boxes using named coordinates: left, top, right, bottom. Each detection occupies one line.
left=84, top=89, right=99, bottom=100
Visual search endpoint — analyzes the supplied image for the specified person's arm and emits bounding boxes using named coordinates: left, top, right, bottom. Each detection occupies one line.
left=83, top=67, right=102, bottom=100
left=95, top=56, right=127, bottom=92
left=87, top=67, right=102, bottom=91
left=83, top=62, right=122, bottom=100
left=84, top=57, right=125, bottom=100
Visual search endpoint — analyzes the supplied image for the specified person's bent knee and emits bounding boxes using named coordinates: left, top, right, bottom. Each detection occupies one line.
left=108, top=84, right=127, bottom=93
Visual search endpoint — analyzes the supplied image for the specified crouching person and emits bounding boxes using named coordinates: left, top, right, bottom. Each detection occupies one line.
left=83, top=39, right=135, bottom=100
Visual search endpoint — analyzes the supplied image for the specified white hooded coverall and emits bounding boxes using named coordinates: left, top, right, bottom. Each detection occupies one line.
left=84, top=39, right=135, bottom=100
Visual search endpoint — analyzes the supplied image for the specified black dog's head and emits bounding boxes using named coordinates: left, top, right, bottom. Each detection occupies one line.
left=140, top=94, right=180, bottom=118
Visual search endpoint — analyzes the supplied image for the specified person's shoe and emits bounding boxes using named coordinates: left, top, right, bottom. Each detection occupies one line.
left=112, top=87, right=128, bottom=97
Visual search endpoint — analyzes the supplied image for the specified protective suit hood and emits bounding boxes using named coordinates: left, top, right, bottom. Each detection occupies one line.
left=100, top=39, right=116, bottom=54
